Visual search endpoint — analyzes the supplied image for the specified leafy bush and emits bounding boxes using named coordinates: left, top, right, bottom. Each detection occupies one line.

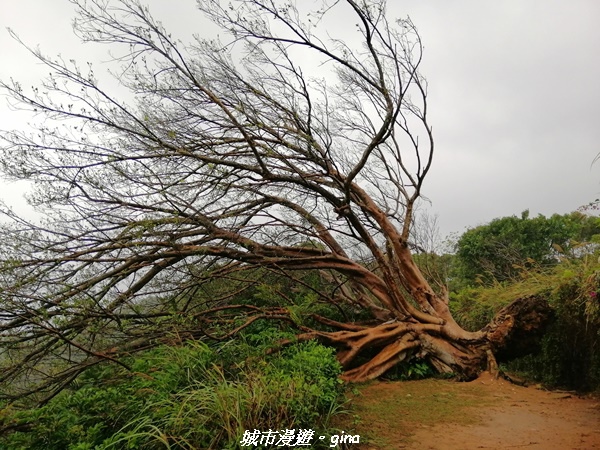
left=455, top=211, right=600, bottom=285
left=265, top=340, right=344, bottom=423
left=0, top=334, right=345, bottom=450
left=381, top=359, right=434, bottom=381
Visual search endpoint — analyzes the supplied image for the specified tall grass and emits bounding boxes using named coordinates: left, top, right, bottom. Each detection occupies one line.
left=451, top=255, right=600, bottom=390
left=0, top=336, right=346, bottom=449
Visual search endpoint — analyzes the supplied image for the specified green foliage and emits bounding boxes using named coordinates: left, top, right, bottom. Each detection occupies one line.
left=411, top=252, right=456, bottom=294
left=455, top=211, right=600, bottom=286
left=451, top=253, right=600, bottom=390
left=382, top=359, right=434, bottom=381
left=504, top=256, right=600, bottom=390
left=0, top=334, right=345, bottom=450
left=265, top=341, right=344, bottom=421
left=213, top=267, right=351, bottom=325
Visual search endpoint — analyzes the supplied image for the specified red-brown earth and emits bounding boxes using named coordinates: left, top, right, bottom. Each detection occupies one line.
left=341, top=373, right=600, bottom=450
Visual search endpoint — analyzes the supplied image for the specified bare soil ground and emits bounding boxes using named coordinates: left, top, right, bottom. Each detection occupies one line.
left=343, top=373, right=600, bottom=450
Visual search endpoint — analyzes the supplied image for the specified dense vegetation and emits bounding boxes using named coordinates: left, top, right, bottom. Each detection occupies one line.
left=452, top=246, right=600, bottom=391
left=454, top=210, right=600, bottom=285
left=1, top=210, right=598, bottom=448
left=0, top=327, right=345, bottom=449
left=449, top=211, right=600, bottom=390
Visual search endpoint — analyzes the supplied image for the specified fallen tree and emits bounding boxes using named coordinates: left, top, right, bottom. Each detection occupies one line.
left=0, top=0, right=552, bottom=402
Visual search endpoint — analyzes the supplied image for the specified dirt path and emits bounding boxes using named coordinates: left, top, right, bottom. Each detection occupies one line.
left=345, top=373, right=600, bottom=450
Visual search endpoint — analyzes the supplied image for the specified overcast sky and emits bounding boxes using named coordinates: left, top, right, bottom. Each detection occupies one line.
left=1, top=0, right=599, bottom=239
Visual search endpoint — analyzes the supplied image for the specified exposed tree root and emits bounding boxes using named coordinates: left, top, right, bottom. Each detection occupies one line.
left=291, top=295, right=554, bottom=382
left=341, top=334, right=420, bottom=381
left=484, top=295, right=554, bottom=362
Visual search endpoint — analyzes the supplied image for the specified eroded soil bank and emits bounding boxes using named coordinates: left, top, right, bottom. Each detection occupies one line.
left=343, top=373, right=600, bottom=450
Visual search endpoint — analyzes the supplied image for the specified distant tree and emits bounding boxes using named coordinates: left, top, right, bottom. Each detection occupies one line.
left=408, top=212, right=456, bottom=294
left=455, top=210, right=600, bottom=284
left=0, top=0, right=551, bottom=403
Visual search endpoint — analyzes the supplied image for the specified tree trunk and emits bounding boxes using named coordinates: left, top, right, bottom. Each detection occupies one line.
left=298, top=295, right=553, bottom=382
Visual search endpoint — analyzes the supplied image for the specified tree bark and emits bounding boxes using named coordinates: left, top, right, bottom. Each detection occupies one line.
left=299, top=295, right=553, bottom=382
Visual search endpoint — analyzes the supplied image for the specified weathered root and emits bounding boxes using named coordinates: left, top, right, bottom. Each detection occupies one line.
left=300, top=321, right=443, bottom=367
left=335, top=323, right=419, bottom=367
left=484, top=295, right=553, bottom=362
left=337, top=329, right=489, bottom=382
left=419, top=334, right=487, bottom=380
left=274, top=295, right=553, bottom=383
left=340, top=334, right=420, bottom=381
left=291, top=319, right=489, bottom=381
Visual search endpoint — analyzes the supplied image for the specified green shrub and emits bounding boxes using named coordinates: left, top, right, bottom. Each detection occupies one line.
left=0, top=335, right=345, bottom=450
left=381, top=358, right=434, bottom=381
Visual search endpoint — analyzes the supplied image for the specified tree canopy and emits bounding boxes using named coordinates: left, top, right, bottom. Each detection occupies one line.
left=0, top=0, right=551, bottom=403
left=455, top=211, right=600, bottom=284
